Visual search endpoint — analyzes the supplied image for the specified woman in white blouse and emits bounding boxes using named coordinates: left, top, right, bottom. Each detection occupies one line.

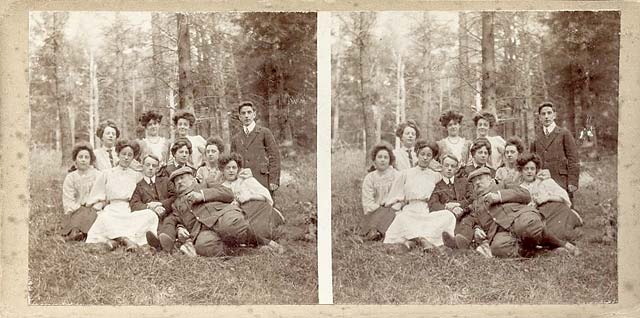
left=360, top=142, right=398, bottom=241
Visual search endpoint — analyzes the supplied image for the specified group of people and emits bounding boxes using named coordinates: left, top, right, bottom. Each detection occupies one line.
left=361, top=102, right=583, bottom=258
left=61, top=101, right=285, bottom=257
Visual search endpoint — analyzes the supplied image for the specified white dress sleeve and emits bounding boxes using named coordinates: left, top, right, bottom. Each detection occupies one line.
left=361, top=172, right=379, bottom=215
left=62, top=172, right=80, bottom=214
left=86, top=169, right=109, bottom=210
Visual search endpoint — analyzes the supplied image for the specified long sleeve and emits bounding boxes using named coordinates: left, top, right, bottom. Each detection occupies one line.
left=384, top=170, right=407, bottom=210
left=202, top=185, right=235, bottom=203
left=497, top=185, right=532, bottom=205
left=161, top=181, right=177, bottom=212
left=540, top=179, right=572, bottom=207
left=563, top=129, right=580, bottom=188
left=86, top=170, right=108, bottom=210
left=263, top=128, right=281, bottom=186
left=129, top=184, right=147, bottom=212
left=62, top=173, right=80, bottom=214
left=361, top=173, right=380, bottom=215
left=237, top=177, right=273, bottom=206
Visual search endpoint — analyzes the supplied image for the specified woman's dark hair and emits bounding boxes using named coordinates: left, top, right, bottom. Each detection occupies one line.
left=205, top=136, right=226, bottom=154
left=472, top=112, right=497, bottom=128
left=470, top=137, right=492, bottom=156
left=115, top=139, right=141, bottom=157
left=218, top=152, right=243, bottom=170
left=394, top=120, right=421, bottom=140
left=516, top=153, right=542, bottom=171
left=368, top=142, right=395, bottom=171
left=171, top=137, right=193, bottom=156
left=237, top=101, right=256, bottom=113
left=72, top=142, right=96, bottom=165
left=139, top=110, right=163, bottom=128
left=505, top=136, right=525, bottom=154
left=96, top=119, right=121, bottom=139
left=172, top=111, right=196, bottom=126
left=439, top=110, right=464, bottom=127
left=68, top=142, right=97, bottom=172
left=415, top=139, right=439, bottom=159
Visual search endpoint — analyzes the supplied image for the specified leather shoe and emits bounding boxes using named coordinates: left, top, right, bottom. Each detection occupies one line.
left=159, top=233, right=175, bottom=252
left=146, top=231, right=161, bottom=250
left=65, top=229, right=85, bottom=242
left=442, top=232, right=458, bottom=249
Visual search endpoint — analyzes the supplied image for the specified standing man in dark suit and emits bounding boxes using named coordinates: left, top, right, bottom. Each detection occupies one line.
left=130, top=154, right=178, bottom=252
left=530, top=102, right=580, bottom=198
left=230, top=101, right=281, bottom=194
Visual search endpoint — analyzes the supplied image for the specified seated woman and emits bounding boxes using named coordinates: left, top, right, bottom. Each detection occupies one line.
left=219, top=153, right=285, bottom=242
left=85, top=139, right=159, bottom=251
left=196, top=136, right=225, bottom=187
left=495, top=136, right=525, bottom=187
left=517, top=153, right=583, bottom=244
left=360, top=142, right=398, bottom=241
left=463, top=137, right=496, bottom=178
left=383, top=140, right=456, bottom=251
left=159, top=137, right=197, bottom=178
left=61, top=143, right=102, bottom=241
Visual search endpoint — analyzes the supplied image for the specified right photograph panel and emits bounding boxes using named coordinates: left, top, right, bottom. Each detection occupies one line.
left=331, top=11, right=619, bottom=304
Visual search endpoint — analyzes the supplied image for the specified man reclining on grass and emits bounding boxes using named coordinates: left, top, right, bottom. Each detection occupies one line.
left=149, top=166, right=282, bottom=257
left=442, top=167, right=579, bottom=257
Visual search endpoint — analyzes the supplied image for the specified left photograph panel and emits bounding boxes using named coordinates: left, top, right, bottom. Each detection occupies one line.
left=28, top=11, right=318, bottom=305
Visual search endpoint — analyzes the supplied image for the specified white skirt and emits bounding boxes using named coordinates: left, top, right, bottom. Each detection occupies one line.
left=86, top=202, right=159, bottom=245
left=383, top=201, right=456, bottom=246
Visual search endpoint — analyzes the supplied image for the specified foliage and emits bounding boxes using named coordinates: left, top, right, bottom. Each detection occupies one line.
left=332, top=148, right=617, bottom=304
left=28, top=149, right=318, bottom=304
left=332, top=12, right=619, bottom=151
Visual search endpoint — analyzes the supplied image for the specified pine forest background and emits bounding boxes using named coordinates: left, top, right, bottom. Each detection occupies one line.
left=29, top=12, right=317, bottom=164
left=331, top=11, right=619, bottom=158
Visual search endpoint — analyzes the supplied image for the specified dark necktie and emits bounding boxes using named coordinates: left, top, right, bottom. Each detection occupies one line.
left=407, top=149, right=414, bottom=167
left=108, top=149, right=114, bottom=167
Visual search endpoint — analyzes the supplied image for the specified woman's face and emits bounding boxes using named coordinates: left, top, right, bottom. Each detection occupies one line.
left=175, top=145, right=190, bottom=164
left=176, top=118, right=191, bottom=137
left=447, top=120, right=460, bottom=137
left=473, top=146, right=489, bottom=165
left=118, top=146, right=135, bottom=168
left=102, top=127, right=117, bottom=148
left=373, top=149, right=390, bottom=172
left=504, top=145, right=519, bottom=165
left=223, top=160, right=239, bottom=181
left=475, top=118, right=491, bottom=137
left=401, top=126, right=417, bottom=148
left=416, top=146, right=434, bottom=168
left=522, top=161, right=538, bottom=182
left=205, top=144, right=220, bottom=165
left=146, top=119, right=160, bottom=137
left=75, top=149, right=92, bottom=171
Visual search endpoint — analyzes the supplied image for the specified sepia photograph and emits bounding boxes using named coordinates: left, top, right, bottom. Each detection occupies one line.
left=28, top=11, right=318, bottom=305
left=331, top=11, right=619, bottom=304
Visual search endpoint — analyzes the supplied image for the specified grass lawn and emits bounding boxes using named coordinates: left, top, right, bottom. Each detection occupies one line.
left=28, top=149, right=317, bottom=305
left=332, top=148, right=617, bottom=304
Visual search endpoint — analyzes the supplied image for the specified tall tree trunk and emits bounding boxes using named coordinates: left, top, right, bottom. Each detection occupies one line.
left=151, top=13, right=163, bottom=110
left=481, top=12, right=497, bottom=114
left=177, top=13, right=194, bottom=112
left=356, top=13, right=376, bottom=155
left=51, top=14, right=72, bottom=163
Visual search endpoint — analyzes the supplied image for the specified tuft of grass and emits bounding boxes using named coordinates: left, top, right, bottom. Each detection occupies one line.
left=28, top=148, right=317, bottom=305
left=332, top=148, right=617, bottom=304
